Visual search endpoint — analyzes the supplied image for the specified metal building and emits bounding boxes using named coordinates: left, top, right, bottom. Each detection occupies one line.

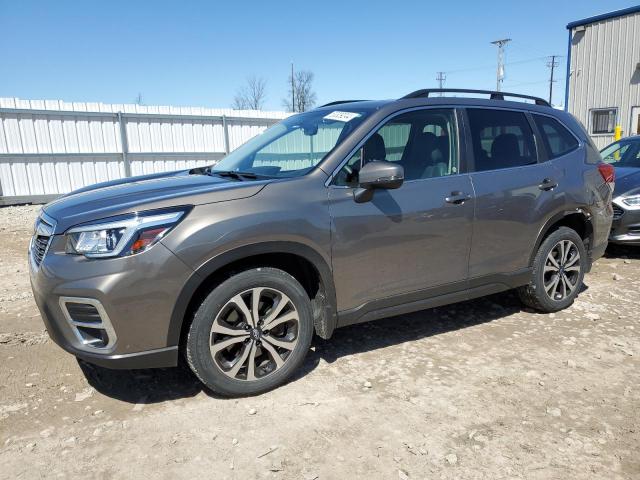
left=565, top=5, right=640, bottom=149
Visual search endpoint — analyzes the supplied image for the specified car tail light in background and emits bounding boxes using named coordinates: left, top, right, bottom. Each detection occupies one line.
left=597, top=163, right=615, bottom=183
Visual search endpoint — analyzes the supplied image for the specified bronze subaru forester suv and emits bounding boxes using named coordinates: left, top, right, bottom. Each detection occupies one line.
left=30, top=89, right=614, bottom=396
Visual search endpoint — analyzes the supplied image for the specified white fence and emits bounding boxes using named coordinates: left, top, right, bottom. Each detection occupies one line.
left=0, top=98, right=289, bottom=205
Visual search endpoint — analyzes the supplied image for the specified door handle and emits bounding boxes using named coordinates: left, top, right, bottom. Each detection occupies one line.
left=445, top=191, right=472, bottom=205
left=538, top=178, right=558, bottom=191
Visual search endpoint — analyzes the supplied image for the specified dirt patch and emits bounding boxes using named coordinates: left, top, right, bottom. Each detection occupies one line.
left=0, top=331, right=48, bottom=346
left=0, top=206, right=638, bottom=479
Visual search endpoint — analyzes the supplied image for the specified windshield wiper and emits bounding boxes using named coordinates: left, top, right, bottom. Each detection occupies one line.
left=208, top=170, right=275, bottom=180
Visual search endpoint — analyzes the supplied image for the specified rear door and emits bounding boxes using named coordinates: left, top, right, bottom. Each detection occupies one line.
left=328, top=108, right=474, bottom=313
left=464, top=107, right=559, bottom=278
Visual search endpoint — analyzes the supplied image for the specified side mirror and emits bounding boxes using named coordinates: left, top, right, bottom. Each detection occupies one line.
left=354, top=161, right=404, bottom=203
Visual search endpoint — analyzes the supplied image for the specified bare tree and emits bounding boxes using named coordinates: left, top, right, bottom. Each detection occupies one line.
left=282, top=69, right=317, bottom=112
left=232, top=76, right=267, bottom=110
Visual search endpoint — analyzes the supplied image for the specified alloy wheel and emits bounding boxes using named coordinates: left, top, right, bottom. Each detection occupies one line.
left=543, top=239, right=581, bottom=301
left=209, top=287, right=300, bottom=381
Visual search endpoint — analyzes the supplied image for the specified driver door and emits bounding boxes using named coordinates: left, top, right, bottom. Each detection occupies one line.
left=328, top=108, right=474, bottom=314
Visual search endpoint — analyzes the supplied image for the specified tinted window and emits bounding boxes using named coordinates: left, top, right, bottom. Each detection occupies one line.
left=334, top=109, right=458, bottom=185
left=467, top=109, right=537, bottom=172
left=533, top=115, right=579, bottom=159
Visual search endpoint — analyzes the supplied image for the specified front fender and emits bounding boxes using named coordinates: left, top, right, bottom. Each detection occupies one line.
left=166, top=241, right=337, bottom=346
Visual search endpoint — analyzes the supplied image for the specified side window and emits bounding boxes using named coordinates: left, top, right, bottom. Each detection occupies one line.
left=601, top=143, right=630, bottom=164
left=333, top=109, right=459, bottom=185
left=378, top=122, right=411, bottom=162
left=467, top=109, right=537, bottom=172
left=533, top=115, right=579, bottom=159
left=601, top=141, right=640, bottom=166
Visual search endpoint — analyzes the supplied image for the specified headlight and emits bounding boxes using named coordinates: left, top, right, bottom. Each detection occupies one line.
left=621, top=194, right=640, bottom=209
left=65, top=207, right=190, bottom=258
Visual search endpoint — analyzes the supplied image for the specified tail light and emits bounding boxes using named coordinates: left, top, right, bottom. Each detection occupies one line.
left=597, top=163, right=615, bottom=184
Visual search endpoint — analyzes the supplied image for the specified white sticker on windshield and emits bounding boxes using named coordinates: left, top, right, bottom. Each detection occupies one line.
left=323, top=111, right=361, bottom=122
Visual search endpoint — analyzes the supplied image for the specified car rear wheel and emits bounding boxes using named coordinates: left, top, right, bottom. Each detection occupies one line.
left=518, top=227, right=586, bottom=313
left=186, top=267, right=313, bottom=396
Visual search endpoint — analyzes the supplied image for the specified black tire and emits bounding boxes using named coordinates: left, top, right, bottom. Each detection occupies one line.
left=186, top=267, right=313, bottom=397
left=518, top=227, right=587, bottom=313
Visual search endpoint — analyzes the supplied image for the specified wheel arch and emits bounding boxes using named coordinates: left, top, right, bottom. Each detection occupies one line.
left=529, top=209, right=594, bottom=267
left=168, top=242, right=338, bottom=350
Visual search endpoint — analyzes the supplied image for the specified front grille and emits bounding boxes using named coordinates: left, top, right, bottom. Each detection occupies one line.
left=612, top=205, right=624, bottom=220
left=31, top=235, right=50, bottom=266
left=59, top=298, right=117, bottom=351
left=30, top=215, right=55, bottom=269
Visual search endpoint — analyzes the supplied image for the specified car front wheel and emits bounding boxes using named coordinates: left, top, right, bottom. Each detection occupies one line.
left=186, top=267, right=314, bottom=396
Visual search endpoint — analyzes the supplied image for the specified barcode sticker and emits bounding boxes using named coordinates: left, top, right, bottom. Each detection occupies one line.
left=323, top=111, right=361, bottom=122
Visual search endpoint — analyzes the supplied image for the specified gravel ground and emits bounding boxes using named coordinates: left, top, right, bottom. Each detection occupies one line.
left=0, top=205, right=638, bottom=480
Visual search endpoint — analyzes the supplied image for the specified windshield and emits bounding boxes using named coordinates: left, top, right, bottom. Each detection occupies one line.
left=601, top=139, right=640, bottom=168
left=211, top=107, right=374, bottom=177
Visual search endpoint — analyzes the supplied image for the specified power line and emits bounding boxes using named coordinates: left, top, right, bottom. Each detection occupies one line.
left=444, top=55, right=545, bottom=76
left=491, top=38, right=511, bottom=91
left=504, top=77, right=565, bottom=88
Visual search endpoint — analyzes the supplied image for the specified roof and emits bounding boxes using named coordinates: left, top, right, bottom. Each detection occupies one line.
left=567, top=5, right=640, bottom=29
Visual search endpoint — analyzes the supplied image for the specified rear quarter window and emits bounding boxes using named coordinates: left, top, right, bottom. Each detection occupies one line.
left=532, top=115, right=579, bottom=159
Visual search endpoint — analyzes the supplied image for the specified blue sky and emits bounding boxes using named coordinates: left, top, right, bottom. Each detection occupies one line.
left=1, top=0, right=638, bottom=110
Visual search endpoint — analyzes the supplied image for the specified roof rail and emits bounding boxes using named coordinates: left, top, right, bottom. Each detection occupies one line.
left=320, top=100, right=368, bottom=107
left=401, top=89, right=551, bottom=107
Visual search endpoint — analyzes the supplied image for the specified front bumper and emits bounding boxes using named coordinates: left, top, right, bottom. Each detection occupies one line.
left=30, top=236, right=194, bottom=369
left=609, top=202, right=640, bottom=245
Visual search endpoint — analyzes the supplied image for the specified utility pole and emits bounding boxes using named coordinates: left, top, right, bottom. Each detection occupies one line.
left=491, top=38, right=511, bottom=91
left=436, top=72, right=446, bottom=95
left=291, top=63, right=295, bottom=113
left=547, top=55, right=559, bottom=105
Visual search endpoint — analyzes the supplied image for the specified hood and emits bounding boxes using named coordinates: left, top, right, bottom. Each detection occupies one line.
left=613, top=167, right=640, bottom=198
left=43, top=170, right=267, bottom=233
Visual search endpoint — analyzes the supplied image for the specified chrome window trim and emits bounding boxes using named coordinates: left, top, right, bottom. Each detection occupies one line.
left=58, top=297, right=118, bottom=353
left=325, top=105, right=463, bottom=188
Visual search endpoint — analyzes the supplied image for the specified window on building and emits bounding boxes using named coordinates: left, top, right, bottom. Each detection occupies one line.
left=532, top=115, right=579, bottom=159
left=590, top=108, right=617, bottom=135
